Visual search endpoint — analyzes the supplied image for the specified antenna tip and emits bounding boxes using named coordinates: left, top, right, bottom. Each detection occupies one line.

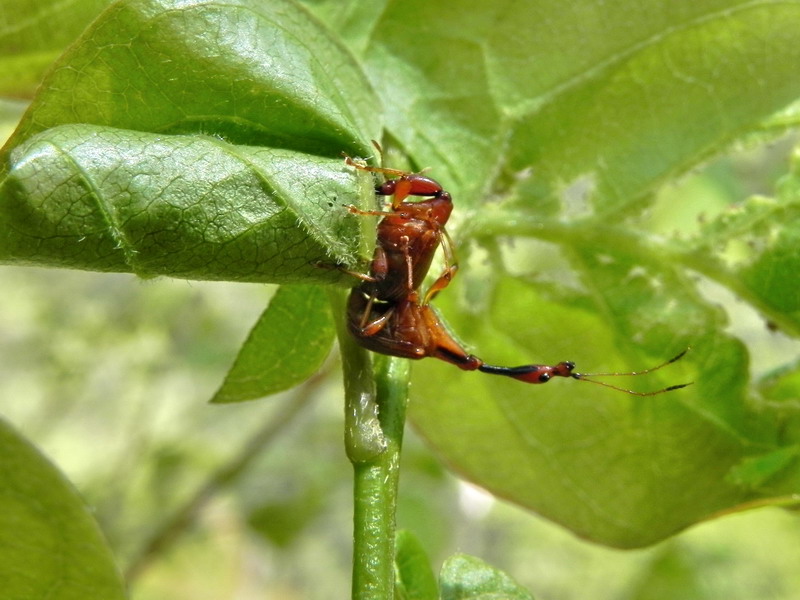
left=664, top=382, right=694, bottom=392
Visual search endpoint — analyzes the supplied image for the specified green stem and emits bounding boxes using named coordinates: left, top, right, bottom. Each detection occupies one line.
left=351, top=355, right=410, bottom=600
left=328, top=289, right=411, bottom=600
left=329, top=289, right=386, bottom=462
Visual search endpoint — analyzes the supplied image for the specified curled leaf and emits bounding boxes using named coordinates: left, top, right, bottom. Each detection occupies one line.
left=1, top=124, right=363, bottom=282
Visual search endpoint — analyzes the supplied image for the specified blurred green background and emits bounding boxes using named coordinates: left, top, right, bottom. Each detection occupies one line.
left=2, top=84, right=800, bottom=597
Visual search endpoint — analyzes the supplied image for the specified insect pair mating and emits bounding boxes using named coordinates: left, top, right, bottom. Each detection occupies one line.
left=340, top=152, right=691, bottom=396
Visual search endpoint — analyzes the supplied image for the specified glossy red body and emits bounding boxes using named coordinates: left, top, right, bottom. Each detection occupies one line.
left=344, top=160, right=576, bottom=385
left=357, top=175, right=453, bottom=303
left=342, top=157, right=690, bottom=394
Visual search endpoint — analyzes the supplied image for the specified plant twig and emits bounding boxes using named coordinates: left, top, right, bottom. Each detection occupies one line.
left=328, top=288, right=412, bottom=600
left=350, top=355, right=410, bottom=600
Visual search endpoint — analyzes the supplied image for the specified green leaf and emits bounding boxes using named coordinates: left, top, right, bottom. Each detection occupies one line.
left=409, top=244, right=767, bottom=548
left=212, top=285, right=334, bottom=403
left=1, top=124, right=363, bottom=281
left=726, top=446, right=800, bottom=492
left=682, top=155, right=800, bottom=334
left=439, top=554, right=534, bottom=600
left=0, top=0, right=111, bottom=97
left=394, top=530, right=438, bottom=600
left=300, top=0, right=390, bottom=57
left=0, top=0, right=382, bottom=279
left=503, top=2, right=800, bottom=215
left=324, top=0, right=800, bottom=548
left=361, top=1, right=800, bottom=210
left=728, top=363, right=800, bottom=495
left=4, top=0, right=800, bottom=555
left=3, top=0, right=380, bottom=158
left=0, top=417, right=126, bottom=600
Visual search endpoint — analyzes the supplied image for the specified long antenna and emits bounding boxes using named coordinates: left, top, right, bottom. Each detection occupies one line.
left=570, top=348, right=692, bottom=396
left=572, top=377, right=693, bottom=396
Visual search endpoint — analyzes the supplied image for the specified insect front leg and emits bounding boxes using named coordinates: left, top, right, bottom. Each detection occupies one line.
left=423, top=226, right=458, bottom=304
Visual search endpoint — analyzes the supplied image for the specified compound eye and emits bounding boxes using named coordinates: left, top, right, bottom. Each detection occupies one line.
left=538, top=373, right=551, bottom=383
left=376, top=181, right=397, bottom=195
